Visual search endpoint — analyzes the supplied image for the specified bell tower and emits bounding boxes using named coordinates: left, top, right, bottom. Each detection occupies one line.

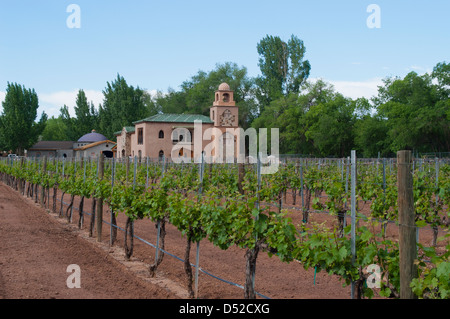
left=210, top=83, right=239, bottom=127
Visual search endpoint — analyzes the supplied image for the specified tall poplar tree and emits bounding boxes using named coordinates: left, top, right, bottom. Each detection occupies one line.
left=58, top=89, right=99, bottom=140
left=255, top=34, right=311, bottom=113
left=74, top=89, right=99, bottom=137
left=99, top=74, right=147, bottom=139
left=0, top=82, right=47, bottom=155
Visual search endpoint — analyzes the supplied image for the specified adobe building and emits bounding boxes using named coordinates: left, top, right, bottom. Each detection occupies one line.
left=73, top=130, right=115, bottom=158
left=28, top=130, right=116, bottom=159
left=27, top=141, right=75, bottom=158
left=115, top=83, right=241, bottom=162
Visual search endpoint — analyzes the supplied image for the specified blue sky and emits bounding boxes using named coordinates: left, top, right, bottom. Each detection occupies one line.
left=0, top=0, right=449, bottom=118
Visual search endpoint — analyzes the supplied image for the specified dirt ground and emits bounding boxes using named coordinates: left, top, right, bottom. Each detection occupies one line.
left=0, top=181, right=447, bottom=300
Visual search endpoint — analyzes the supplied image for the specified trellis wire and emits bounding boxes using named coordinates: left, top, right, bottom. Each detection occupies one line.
left=1, top=154, right=446, bottom=299
left=54, top=196, right=270, bottom=299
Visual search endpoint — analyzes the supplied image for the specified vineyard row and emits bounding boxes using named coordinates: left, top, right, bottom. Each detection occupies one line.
left=0, top=151, right=449, bottom=299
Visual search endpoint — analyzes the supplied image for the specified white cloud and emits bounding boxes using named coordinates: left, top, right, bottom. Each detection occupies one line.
left=147, top=89, right=158, bottom=97
left=310, top=77, right=383, bottom=100
left=38, top=89, right=105, bottom=118
left=330, top=78, right=383, bottom=100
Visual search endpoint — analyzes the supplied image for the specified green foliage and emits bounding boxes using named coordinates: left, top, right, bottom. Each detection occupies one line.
left=295, top=223, right=400, bottom=298
left=0, top=82, right=47, bottom=154
left=99, top=74, right=149, bottom=140
left=41, top=116, right=70, bottom=141
left=411, top=234, right=450, bottom=299
left=169, top=193, right=208, bottom=243
left=1, top=147, right=449, bottom=300
left=303, top=93, right=356, bottom=158
left=253, top=61, right=449, bottom=157
left=255, top=34, right=311, bottom=111
left=372, top=71, right=449, bottom=154
left=58, top=89, right=100, bottom=141
left=154, top=62, right=258, bottom=129
left=354, top=115, right=390, bottom=157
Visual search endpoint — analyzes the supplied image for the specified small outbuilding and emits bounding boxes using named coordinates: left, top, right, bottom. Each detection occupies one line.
left=27, top=130, right=116, bottom=159
left=27, top=141, right=75, bottom=158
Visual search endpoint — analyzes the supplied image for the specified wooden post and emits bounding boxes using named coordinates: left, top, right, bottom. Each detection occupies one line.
left=40, top=156, right=47, bottom=206
left=97, top=154, right=104, bottom=242
left=18, top=157, right=24, bottom=195
left=397, top=150, right=417, bottom=299
left=110, top=157, right=116, bottom=246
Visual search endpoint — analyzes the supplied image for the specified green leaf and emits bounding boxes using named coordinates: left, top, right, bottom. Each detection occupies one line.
left=338, top=246, right=347, bottom=261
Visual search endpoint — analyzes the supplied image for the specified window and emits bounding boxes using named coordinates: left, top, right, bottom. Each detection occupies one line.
left=138, top=128, right=143, bottom=145
left=159, top=130, right=164, bottom=139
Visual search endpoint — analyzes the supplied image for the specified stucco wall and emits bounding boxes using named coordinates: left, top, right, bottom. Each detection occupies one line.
left=116, top=128, right=133, bottom=158
left=130, top=122, right=218, bottom=160
left=76, top=142, right=114, bottom=158
left=120, top=121, right=242, bottom=162
left=27, top=149, right=74, bottom=158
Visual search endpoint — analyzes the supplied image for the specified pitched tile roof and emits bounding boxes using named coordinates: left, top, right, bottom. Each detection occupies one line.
left=73, top=140, right=116, bottom=151
left=28, top=141, right=74, bottom=150
left=114, top=126, right=135, bottom=136
left=133, top=113, right=213, bottom=125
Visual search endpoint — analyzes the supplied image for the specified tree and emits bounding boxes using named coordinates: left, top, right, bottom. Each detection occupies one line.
left=431, top=61, right=450, bottom=98
left=154, top=88, right=187, bottom=114
left=57, top=89, right=99, bottom=141
left=354, top=115, right=389, bottom=157
left=251, top=93, right=309, bottom=155
left=303, top=92, right=356, bottom=157
left=255, top=34, right=311, bottom=113
left=41, top=116, right=69, bottom=141
left=372, top=68, right=449, bottom=153
left=154, top=62, right=258, bottom=129
left=141, top=90, right=161, bottom=117
left=0, top=82, right=47, bottom=155
left=58, top=89, right=100, bottom=141
left=99, top=74, right=148, bottom=139
left=74, top=89, right=99, bottom=137
left=59, top=104, right=76, bottom=140
left=252, top=79, right=347, bottom=156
